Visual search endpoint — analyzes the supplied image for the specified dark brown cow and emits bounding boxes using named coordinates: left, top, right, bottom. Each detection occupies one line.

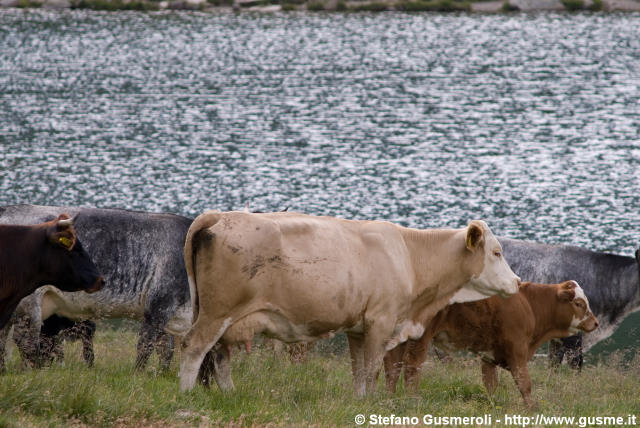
left=0, top=215, right=103, bottom=330
left=384, top=281, right=598, bottom=408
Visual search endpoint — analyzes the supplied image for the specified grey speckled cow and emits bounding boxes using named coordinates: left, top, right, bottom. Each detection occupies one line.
left=500, top=237, right=640, bottom=366
left=0, top=204, right=193, bottom=371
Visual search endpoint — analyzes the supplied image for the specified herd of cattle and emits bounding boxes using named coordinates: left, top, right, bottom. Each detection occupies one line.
left=0, top=203, right=637, bottom=408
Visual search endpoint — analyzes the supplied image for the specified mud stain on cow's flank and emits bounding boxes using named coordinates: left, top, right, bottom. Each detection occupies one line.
left=267, top=255, right=287, bottom=270
left=241, top=254, right=288, bottom=279
left=242, top=256, right=265, bottom=280
left=336, top=288, right=346, bottom=310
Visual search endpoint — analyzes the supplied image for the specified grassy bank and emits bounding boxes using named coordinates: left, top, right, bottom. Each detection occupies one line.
left=1, top=330, right=639, bottom=427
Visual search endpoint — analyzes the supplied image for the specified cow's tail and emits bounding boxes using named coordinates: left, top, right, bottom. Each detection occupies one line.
left=184, top=210, right=222, bottom=325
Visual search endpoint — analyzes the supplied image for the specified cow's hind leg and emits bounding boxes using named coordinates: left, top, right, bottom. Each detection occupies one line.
left=0, top=316, right=14, bottom=373
left=78, top=321, right=96, bottom=367
left=548, top=338, right=564, bottom=368
left=198, top=349, right=216, bottom=388
left=135, top=322, right=160, bottom=371
left=347, top=334, right=366, bottom=397
left=156, top=333, right=174, bottom=371
left=563, top=334, right=583, bottom=371
left=211, top=345, right=234, bottom=391
left=196, top=346, right=233, bottom=391
left=179, top=317, right=231, bottom=392
left=383, top=343, right=405, bottom=393
left=403, top=339, right=430, bottom=393
left=363, top=321, right=394, bottom=395
left=481, top=360, right=498, bottom=395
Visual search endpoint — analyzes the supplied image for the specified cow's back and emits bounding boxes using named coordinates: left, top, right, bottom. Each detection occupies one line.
left=192, top=211, right=415, bottom=336
left=0, top=204, right=192, bottom=318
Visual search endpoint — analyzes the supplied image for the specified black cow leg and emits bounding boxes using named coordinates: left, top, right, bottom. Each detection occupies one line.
left=563, top=335, right=583, bottom=371
left=156, top=332, right=174, bottom=371
left=13, top=313, right=41, bottom=368
left=198, top=349, right=217, bottom=388
left=77, top=321, right=96, bottom=367
left=135, top=323, right=159, bottom=371
left=0, top=314, right=14, bottom=373
left=548, top=338, right=565, bottom=368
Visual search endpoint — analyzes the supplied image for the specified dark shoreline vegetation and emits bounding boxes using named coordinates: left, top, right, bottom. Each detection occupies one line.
left=2, top=0, right=639, bottom=13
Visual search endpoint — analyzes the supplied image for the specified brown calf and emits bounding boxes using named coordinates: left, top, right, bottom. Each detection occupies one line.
left=0, top=215, right=103, bottom=330
left=384, top=281, right=598, bottom=407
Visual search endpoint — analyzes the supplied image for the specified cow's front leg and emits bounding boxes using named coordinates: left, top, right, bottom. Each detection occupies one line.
left=346, top=333, right=365, bottom=397
left=508, top=360, right=534, bottom=409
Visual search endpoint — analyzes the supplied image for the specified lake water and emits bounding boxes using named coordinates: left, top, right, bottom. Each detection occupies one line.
left=1, top=9, right=639, bottom=351
left=2, top=10, right=639, bottom=251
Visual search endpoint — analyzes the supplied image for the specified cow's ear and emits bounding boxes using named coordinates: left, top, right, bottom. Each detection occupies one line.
left=557, top=281, right=576, bottom=302
left=48, top=214, right=76, bottom=250
left=465, top=220, right=485, bottom=252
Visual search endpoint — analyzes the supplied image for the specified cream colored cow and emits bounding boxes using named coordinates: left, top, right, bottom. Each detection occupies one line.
left=178, top=211, right=520, bottom=395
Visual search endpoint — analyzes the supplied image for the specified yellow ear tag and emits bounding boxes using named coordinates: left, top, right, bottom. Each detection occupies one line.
left=59, top=236, right=72, bottom=249
left=466, top=235, right=472, bottom=248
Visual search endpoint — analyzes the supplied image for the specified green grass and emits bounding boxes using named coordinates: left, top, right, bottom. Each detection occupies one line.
left=561, top=0, right=585, bottom=9
left=307, top=0, right=325, bottom=10
left=71, top=0, right=160, bottom=10
left=1, top=331, right=639, bottom=426
left=500, top=0, right=519, bottom=11
left=398, top=0, right=471, bottom=12
left=588, top=0, right=604, bottom=10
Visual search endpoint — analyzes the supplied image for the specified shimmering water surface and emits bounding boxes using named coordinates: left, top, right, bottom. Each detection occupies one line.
left=1, top=11, right=639, bottom=252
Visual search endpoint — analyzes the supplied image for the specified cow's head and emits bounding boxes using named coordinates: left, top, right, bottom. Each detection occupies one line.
left=456, top=220, right=519, bottom=302
left=42, top=214, right=103, bottom=294
left=556, top=280, right=599, bottom=334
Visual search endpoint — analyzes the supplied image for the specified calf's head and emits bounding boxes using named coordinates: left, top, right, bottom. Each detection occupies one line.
left=41, top=214, right=103, bottom=294
left=459, top=220, right=520, bottom=301
left=556, top=280, right=599, bottom=334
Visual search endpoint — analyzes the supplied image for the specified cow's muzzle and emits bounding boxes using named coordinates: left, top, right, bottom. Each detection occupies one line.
left=578, top=313, right=599, bottom=333
left=86, top=277, right=104, bottom=294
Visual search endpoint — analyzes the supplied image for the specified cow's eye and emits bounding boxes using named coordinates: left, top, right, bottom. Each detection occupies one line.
left=493, top=251, right=502, bottom=258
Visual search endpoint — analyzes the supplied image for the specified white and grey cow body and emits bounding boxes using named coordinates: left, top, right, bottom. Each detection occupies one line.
left=0, top=204, right=193, bottom=370
left=499, top=237, right=640, bottom=354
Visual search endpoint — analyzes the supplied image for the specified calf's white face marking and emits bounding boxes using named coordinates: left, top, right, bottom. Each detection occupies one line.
left=568, top=281, right=596, bottom=334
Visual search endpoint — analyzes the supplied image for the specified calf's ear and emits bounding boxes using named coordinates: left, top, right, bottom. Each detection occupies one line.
left=465, top=220, right=485, bottom=252
left=557, top=281, right=576, bottom=302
